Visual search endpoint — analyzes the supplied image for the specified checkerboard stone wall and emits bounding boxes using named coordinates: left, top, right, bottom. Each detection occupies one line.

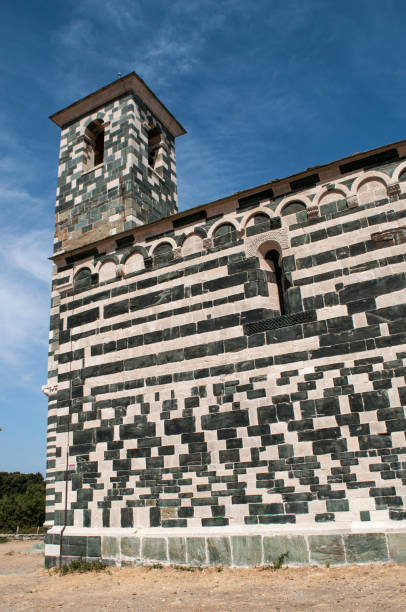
left=44, top=93, right=406, bottom=566
left=53, top=91, right=178, bottom=255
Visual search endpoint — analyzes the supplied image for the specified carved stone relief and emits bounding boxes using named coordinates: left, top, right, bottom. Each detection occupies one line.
left=245, top=228, right=289, bottom=258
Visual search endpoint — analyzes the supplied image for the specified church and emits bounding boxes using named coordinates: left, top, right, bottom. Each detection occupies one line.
left=43, top=72, right=406, bottom=567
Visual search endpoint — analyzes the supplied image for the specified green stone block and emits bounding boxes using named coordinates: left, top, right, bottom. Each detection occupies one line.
left=387, top=533, right=406, bottom=562
left=326, top=500, right=349, bottom=512
left=45, top=556, right=57, bottom=569
left=263, top=535, right=308, bottom=565
left=231, top=536, right=262, bottom=566
left=62, top=536, right=86, bottom=557
left=320, top=201, right=337, bottom=216
left=207, top=537, right=231, bottom=566
left=121, top=537, right=140, bottom=558
left=360, top=511, right=370, bottom=522
left=142, top=538, right=167, bottom=562
left=278, top=444, right=294, bottom=459
left=345, top=533, right=388, bottom=563
left=87, top=536, right=101, bottom=558
left=186, top=537, right=206, bottom=565
left=169, top=538, right=186, bottom=564
left=309, top=535, right=345, bottom=566
left=102, top=536, right=119, bottom=558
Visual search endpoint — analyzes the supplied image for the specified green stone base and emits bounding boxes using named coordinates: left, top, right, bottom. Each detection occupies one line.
left=45, top=528, right=406, bottom=569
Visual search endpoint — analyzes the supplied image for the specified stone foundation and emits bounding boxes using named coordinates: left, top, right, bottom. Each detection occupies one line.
left=45, top=526, right=406, bottom=568
left=0, top=534, right=44, bottom=541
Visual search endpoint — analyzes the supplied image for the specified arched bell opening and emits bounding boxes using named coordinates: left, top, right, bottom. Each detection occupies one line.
left=83, top=120, right=105, bottom=171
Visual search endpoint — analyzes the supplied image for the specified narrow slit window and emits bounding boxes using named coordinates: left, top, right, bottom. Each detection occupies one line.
left=265, top=249, right=285, bottom=315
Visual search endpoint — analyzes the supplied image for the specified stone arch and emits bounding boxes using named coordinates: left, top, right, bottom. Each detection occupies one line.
left=121, top=245, right=149, bottom=263
left=124, top=251, right=145, bottom=274
left=211, top=222, right=238, bottom=248
left=245, top=229, right=289, bottom=258
left=83, top=112, right=106, bottom=129
left=254, top=238, right=288, bottom=316
left=243, top=208, right=273, bottom=229
left=281, top=201, right=307, bottom=217
left=355, top=174, right=388, bottom=205
left=151, top=238, right=177, bottom=255
left=98, top=259, right=117, bottom=282
left=257, top=239, right=282, bottom=259
left=181, top=233, right=203, bottom=256
left=392, top=162, right=406, bottom=183
left=193, top=226, right=207, bottom=239
left=275, top=195, right=311, bottom=218
left=315, top=185, right=349, bottom=207
left=351, top=171, right=389, bottom=194
left=207, top=219, right=238, bottom=239
left=152, top=240, right=175, bottom=264
left=74, top=267, right=93, bottom=290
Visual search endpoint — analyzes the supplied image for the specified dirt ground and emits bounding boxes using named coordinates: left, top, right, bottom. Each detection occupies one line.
left=1, top=540, right=406, bottom=611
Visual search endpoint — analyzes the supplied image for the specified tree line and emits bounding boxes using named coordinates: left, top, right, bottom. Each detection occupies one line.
left=0, top=472, right=45, bottom=532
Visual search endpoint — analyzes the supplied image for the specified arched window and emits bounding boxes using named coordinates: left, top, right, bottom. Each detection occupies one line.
left=212, top=223, right=237, bottom=247
left=264, top=250, right=285, bottom=315
left=83, top=120, right=104, bottom=171
left=153, top=242, right=173, bottom=264
left=148, top=126, right=161, bottom=169
left=74, top=268, right=92, bottom=290
left=281, top=201, right=306, bottom=217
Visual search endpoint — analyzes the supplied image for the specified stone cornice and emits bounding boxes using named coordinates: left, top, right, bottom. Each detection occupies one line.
left=49, top=72, right=186, bottom=138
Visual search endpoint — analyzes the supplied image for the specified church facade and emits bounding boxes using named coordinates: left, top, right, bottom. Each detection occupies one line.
left=44, top=72, right=406, bottom=567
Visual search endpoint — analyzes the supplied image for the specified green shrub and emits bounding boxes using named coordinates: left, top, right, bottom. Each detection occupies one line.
left=260, top=552, right=289, bottom=571
left=273, top=552, right=289, bottom=569
left=56, top=559, right=108, bottom=575
left=148, top=562, right=164, bottom=570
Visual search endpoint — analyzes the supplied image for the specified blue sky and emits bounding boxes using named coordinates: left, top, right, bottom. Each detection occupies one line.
left=1, top=0, right=406, bottom=475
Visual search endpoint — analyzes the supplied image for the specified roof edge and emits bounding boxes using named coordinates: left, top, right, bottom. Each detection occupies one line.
left=49, top=72, right=186, bottom=138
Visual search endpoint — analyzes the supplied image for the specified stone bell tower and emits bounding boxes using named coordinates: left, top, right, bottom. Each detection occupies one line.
left=49, top=72, right=186, bottom=255
left=43, top=73, right=185, bottom=535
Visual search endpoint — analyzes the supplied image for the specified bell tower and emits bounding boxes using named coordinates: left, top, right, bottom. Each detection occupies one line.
left=50, top=72, right=186, bottom=256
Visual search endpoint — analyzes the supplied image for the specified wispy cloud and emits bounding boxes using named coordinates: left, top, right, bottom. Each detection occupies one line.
left=0, top=120, right=53, bottom=378
left=49, top=0, right=233, bottom=101
left=0, top=229, right=52, bottom=284
left=0, top=230, right=51, bottom=371
left=57, top=18, right=94, bottom=52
